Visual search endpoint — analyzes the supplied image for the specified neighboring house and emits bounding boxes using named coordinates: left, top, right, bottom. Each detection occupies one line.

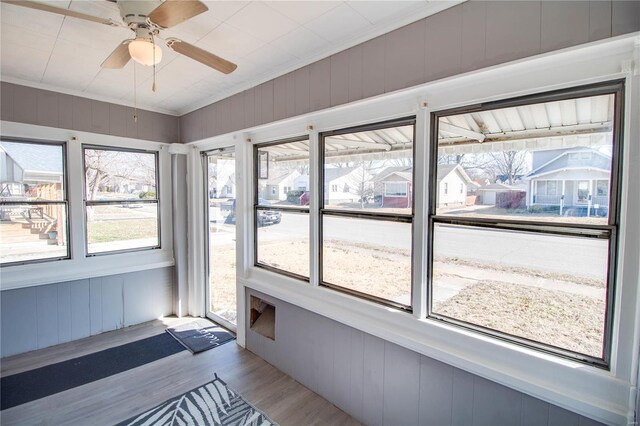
left=294, top=174, right=309, bottom=192
left=437, top=164, right=472, bottom=208
left=373, top=166, right=413, bottom=208
left=476, top=183, right=524, bottom=206
left=0, top=141, right=64, bottom=235
left=0, top=141, right=63, bottom=200
left=524, top=147, right=611, bottom=212
left=324, top=166, right=373, bottom=205
left=208, top=160, right=235, bottom=198
left=261, top=170, right=301, bottom=201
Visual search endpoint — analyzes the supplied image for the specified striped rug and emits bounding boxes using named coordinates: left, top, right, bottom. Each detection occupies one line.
left=117, top=374, right=277, bottom=426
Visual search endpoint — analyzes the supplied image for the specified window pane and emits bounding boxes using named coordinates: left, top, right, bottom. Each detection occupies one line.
left=324, top=124, right=414, bottom=214
left=437, top=94, right=614, bottom=224
left=86, top=203, right=159, bottom=254
left=257, top=140, right=309, bottom=208
left=431, top=223, right=608, bottom=358
left=322, top=216, right=411, bottom=307
left=84, top=149, right=157, bottom=201
left=0, top=204, right=68, bottom=263
left=257, top=210, right=309, bottom=278
left=0, top=141, right=65, bottom=201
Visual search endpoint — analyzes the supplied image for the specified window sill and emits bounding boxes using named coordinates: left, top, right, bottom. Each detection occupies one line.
left=242, top=267, right=631, bottom=425
left=0, top=249, right=174, bottom=290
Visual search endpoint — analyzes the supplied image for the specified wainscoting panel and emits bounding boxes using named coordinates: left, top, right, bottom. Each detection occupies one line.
left=245, top=288, right=603, bottom=426
left=1, top=267, right=174, bottom=358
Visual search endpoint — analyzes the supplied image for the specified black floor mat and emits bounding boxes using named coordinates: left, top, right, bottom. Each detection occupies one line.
left=1, top=333, right=185, bottom=410
left=166, top=321, right=235, bottom=354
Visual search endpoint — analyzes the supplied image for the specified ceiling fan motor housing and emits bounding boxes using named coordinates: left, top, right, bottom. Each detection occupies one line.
left=117, top=0, right=162, bottom=28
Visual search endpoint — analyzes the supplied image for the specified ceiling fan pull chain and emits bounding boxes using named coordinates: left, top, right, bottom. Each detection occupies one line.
left=151, top=33, right=157, bottom=92
left=133, top=62, right=138, bottom=123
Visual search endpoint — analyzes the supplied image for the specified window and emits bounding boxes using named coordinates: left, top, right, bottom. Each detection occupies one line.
left=83, top=146, right=159, bottom=255
left=0, top=139, right=69, bottom=265
left=343, top=184, right=350, bottom=193
left=443, top=182, right=448, bottom=194
left=459, top=183, right=464, bottom=194
left=320, top=118, right=415, bottom=310
left=430, top=82, right=623, bottom=366
left=538, top=180, right=560, bottom=196
left=331, top=184, right=338, bottom=192
left=384, top=182, right=408, bottom=197
left=596, top=180, right=609, bottom=197
left=255, top=137, right=310, bottom=279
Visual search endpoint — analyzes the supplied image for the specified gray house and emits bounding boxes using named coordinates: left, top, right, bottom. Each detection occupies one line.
left=524, top=147, right=611, bottom=213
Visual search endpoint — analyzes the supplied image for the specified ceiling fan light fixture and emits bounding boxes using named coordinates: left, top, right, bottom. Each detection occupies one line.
left=128, top=38, right=162, bottom=66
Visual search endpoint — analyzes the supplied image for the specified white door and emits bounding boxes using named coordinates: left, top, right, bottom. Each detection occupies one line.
left=204, top=147, right=237, bottom=331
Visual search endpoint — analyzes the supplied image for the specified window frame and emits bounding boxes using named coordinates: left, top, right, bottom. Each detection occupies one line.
left=319, top=117, right=417, bottom=312
left=82, top=144, right=161, bottom=257
left=427, top=80, right=625, bottom=368
left=253, top=135, right=311, bottom=282
left=0, top=137, right=71, bottom=266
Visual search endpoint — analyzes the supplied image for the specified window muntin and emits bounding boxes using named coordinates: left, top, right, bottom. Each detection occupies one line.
left=320, top=118, right=415, bottom=310
left=83, top=147, right=159, bottom=255
left=255, top=137, right=310, bottom=280
left=0, top=140, right=69, bottom=265
left=430, top=82, right=623, bottom=366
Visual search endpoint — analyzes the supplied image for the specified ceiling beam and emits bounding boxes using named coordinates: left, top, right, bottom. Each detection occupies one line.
left=439, top=122, right=486, bottom=142
left=325, top=137, right=392, bottom=151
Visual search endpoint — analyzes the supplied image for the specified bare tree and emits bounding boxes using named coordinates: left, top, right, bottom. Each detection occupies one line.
left=84, top=150, right=155, bottom=201
left=488, top=151, right=528, bottom=185
left=346, top=160, right=377, bottom=208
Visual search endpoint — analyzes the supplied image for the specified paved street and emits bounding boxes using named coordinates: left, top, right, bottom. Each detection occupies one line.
left=210, top=210, right=608, bottom=279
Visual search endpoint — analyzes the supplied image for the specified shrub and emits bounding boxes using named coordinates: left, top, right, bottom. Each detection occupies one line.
left=139, top=191, right=156, bottom=199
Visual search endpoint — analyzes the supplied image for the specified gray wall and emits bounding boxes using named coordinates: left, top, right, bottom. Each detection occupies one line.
left=0, top=267, right=173, bottom=358
left=246, top=289, right=602, bottom=426
left=0, top=82, right=179, bottom=144
left=179, top=0, right=640, bottom=143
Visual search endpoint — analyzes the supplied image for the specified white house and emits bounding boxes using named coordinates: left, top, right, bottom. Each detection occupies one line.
left=324, top=166, right=373, bottom=205
left=436, top=164, right=472, bottom=208
left=260, top=170, right=301, bottom=201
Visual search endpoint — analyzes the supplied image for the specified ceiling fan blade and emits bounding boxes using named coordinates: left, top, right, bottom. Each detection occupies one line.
left=2, top=1, right=120, bottom=26
left=166, top=39, right=237, bottom=74
left=101, top=41, right=132, bottom=69
left=148, top=0, right=208, bottom=29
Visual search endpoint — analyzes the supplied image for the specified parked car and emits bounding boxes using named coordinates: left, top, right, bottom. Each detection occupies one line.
left=257, top=209, right=281, bottom=227
left=257, top=198, right=282, bottom=227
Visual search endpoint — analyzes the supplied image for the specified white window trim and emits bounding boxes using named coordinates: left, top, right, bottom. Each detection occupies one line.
left=0, top=122, right=175, bottom=289
left=185, top=34, right=640, bottom=425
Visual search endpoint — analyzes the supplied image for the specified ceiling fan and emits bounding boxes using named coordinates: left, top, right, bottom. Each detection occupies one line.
left=3, top=0, right=237, bottom=74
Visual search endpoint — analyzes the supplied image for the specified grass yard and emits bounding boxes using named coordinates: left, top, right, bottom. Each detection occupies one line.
left=87, top=218, right=158, bottom=243
left=433, top=281, right=605, bottom=358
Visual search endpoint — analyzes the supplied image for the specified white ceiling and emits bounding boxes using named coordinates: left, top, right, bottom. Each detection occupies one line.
left=0, top=0, right=459, bottom=116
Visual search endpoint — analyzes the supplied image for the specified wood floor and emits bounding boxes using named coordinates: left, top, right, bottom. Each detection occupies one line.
left=1, top=317, right=359, bottom=426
